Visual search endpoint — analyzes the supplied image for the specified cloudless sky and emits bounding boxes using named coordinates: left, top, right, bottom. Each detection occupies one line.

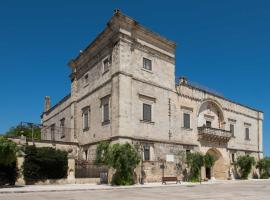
left=0, top=0, right=269, bottom=155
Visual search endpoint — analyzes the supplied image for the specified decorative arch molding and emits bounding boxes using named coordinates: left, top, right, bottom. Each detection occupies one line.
left=197, top=98, right=226, bottom=129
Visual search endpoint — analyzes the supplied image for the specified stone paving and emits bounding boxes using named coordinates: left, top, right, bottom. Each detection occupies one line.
left=0, top=180, right=270, bottom=200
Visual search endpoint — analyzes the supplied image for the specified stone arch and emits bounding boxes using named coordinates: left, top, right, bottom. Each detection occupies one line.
left=206, top=148, right=227, bottom=180
left=197, top=99, right=225, bottom=129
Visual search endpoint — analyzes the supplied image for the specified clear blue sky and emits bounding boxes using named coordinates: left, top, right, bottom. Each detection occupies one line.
left=0, top=1, right=269, bottom=155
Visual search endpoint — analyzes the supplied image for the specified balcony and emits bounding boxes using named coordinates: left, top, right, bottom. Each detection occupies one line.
left=198, top=126, right=232, bottom=143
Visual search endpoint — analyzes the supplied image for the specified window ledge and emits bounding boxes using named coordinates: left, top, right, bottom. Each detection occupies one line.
left=140, top=120, right=155, bottom=125
left=102, top=120, right=110, bottom=126
left=83, top=127, right=89, bottom=132
left=102, top=69, right=109, bottom=75
left=245, top=138, right=251, bottom=141
left=141, top=68, right=153, bottom=74
left=181, top=127, right=193, bottom=131
left=83, top=83, right=89, bottom=88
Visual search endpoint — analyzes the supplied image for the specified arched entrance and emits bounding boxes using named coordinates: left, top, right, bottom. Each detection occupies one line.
left=206, top=148, right=227, bottom=180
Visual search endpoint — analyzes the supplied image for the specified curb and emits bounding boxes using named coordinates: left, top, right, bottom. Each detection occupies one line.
left=0, top=182, right=210, bottom=194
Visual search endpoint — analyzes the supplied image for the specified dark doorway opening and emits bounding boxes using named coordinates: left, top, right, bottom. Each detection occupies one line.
left=206, top=167, right=211, bottom=179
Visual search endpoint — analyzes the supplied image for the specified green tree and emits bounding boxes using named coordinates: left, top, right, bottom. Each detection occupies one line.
left=94, top=142, right=140, bottom=185
left=204, top=153, right=216, bottom=168
left=186, top=152, right=205, bottom=182
left=256, top=157, right=270, bottom=179
left=235, top=155, right=255, bottom=179
left=94, top=141, right=110, bottom=165
left=5, top=124, right=41, bottom=140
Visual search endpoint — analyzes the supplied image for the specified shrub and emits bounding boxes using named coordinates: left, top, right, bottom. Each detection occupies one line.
left=0, top=137, right=18, bottom=186
left=256, top=157, right=270, bottom=179
left=105, top=143, right=140, bottom=185
left=23, top=146, right=68, bottom=181
left=235, top=155, right=255, bottom=179
left=0, top=137, right=18, bottom=165
left=0, top=161, right=18, bottom=186
left=94, top=141, right=110, bottom=165
left=186, top=152, right=205, bottom=182
left=204, top=153, right=216, bottom=168
left=94, top=142, right=140, bottom=185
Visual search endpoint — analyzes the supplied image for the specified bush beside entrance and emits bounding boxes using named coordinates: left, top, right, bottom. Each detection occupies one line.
left=95, top=142, right=140, bottom=185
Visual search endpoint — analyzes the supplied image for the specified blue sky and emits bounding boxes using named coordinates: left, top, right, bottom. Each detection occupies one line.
left=0, top=0, right=269, bottom=155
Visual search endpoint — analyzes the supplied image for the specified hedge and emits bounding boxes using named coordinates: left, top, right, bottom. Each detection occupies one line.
left=0, top=161, right=18, bottom=186
left=23, top=146, right=68, bottom=181
left=0, top=137, right=18, bottom=186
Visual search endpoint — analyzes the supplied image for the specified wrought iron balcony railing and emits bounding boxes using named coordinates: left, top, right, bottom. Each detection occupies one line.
left=198, top=126, right=232, bottom=143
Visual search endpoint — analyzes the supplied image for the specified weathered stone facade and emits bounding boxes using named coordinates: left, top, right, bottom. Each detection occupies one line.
left=41, top=11, right=263, bottom=182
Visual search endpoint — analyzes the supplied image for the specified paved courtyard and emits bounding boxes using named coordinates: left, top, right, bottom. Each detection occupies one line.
left=1, top=180, right=270, bottom=200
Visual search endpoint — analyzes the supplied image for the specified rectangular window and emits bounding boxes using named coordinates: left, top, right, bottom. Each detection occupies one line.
left=183, top=113, right=190, bottom=129
left=245, top=127, right=250, bottom=140
left=101, top=96, right=110, bottom=125
left=103, top=56, right=111, bottom=73
left=60, top=118, right=65, bottom=138
left=103, top=103, right=109, bottom=123
left=51, top=124, right=55, bottom=141
left=143, top=58, right=152, bottom=71
left=82, top=109, right=89, bottom=130
left=143, top=103, right=152, bottom=122
left=231, top=153, right=235, bottom=163
left=144, top=145, right=150, bottom=161
left=230, top=124, right=234, bottom=137
left=206, top=121, right=212, bottom=128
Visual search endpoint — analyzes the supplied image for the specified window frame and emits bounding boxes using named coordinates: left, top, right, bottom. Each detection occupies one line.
left=60, top=118, right=65, bottom=138
left=82, top=107, right=90, bottom=131
left=183, top=113, right=191, bottom=129
left=142, top=103, right=152, bottom=122
left=102, top=56, right=111, bottom=74
left=230, top=124, right=235, bottom=137
left=143, top=144, right=150, bottom=161
left=101, top=96, right=110, bottom=125
left=245, top=127, right=250, bottom=140
left=143, top=57, right=152, bottom=71
left=50, top=124, right=55, bottom=141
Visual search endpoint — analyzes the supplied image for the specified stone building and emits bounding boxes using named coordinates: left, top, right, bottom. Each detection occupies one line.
left=41, top=10, right=263, bottom=181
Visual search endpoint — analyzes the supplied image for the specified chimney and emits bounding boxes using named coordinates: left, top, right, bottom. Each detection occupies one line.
left=179, top=77, right=188, bottom=85
left=114, top=8, right=121, bottom=16
left=45, top=96, right=51, bottom=112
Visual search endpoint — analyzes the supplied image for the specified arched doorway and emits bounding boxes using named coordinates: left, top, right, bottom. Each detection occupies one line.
left=206, top=148, right=227, bottom=180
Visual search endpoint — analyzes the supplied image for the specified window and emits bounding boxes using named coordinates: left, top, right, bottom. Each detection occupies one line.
left=60, top=118, right=65, bottom=138
left=143, top=57, right=152, bottom=71
left=206, top=121, right=212, bottom=128
left=245, top=127, right=250, bottom=140
left=85, top=150, right=88, bottom=160
left=103, top=56, right=111, bottom=73
left=231, top=153, right=235, bottom=163
left=186, top=149, right=191, bottom=156
left=183, top=113, right=190, bottom=129
left=101, top=96, right=110, bottom=125
left=50, top=124, right=55, bottom=141
left=144, top=145, right=150, bottom=161
left=230, top=124, right=234, bottom=137
left=82, top=108, right=90, bottom=130
left=143, top=103, right=152, bottom=122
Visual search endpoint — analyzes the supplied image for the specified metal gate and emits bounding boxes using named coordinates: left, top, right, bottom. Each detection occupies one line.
left=75, top=160, right=108, bottom=183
